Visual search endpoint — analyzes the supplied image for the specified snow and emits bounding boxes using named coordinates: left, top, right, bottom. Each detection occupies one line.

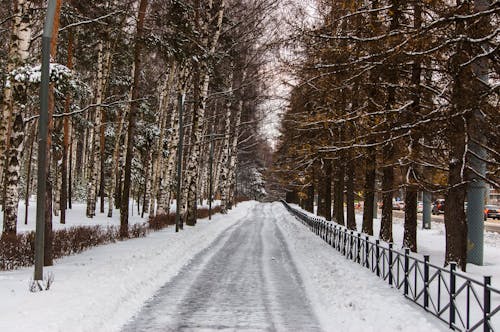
left=2, top=201, right=492, bottom=331
left=0, top=201, right=254, bottom=332
left=272, top=203, right=446, bottom=332
left=289, top=203, right=500, bottom=287
left=287, top=203, right=500, bottom=330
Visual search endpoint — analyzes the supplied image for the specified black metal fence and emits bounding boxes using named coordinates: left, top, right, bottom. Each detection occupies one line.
left=281, top=200, right=500, bottom=332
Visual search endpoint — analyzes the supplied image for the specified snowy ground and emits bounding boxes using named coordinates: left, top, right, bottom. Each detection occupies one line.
left=0, top=201, right=252, bottom=332
left=272, top=203, right=446, bottom=332
left=0, top=201, right=449, bottom=331
left=290, top=204, right=500, bottom=288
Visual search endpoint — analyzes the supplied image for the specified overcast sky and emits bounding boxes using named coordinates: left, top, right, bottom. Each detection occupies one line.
left=258, top=0, right=319, bottom=149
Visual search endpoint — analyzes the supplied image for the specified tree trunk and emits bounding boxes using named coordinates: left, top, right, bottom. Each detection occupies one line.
left=60, top=28, right=74, bottom=224
left=0, top=0, right=31, bottom=196
left=324, top=159, right=332, bottom=221
left=120, top=0, right=149, bottom=238
left=87, top=40, right=106, bottom=218
left=305, top=183, right=314, bottom=213
left=99, top=40, right=112, bottom=214
left=24, top=124, right=35, bottom=225
left=44, top=0, right=63, bottom=266
left=379, top=146, right=394, bottom=243
left=2, top=115, right=24, bottom=236
left=153, top=65, right=178, bottom=215
left=220, top=69, right=234, bottom=213
left=346, top=154, right=356, bottom=230
left=333, top=161, right=344, bottom=225
left=403, top=0, right=422, bottom=252
left=1, top=0, right=32, bottom=235
left=158, top=67, right=188, bottom=216
left=107, top=77, right=132, bottom=217
left=362, top=145, right=376, bottom=235
left=183, top=0, right=225, bottom=226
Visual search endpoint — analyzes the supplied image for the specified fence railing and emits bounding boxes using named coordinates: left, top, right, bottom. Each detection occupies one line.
left=281, top=200, right=500, bottom=332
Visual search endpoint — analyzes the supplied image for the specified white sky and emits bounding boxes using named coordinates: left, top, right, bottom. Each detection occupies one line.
left=258, top=0, right=319, bottom=149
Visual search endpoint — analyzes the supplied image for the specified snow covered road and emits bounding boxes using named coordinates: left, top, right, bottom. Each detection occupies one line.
left=122, top=202, right=444, bottom=332
left=0, top=201, right=446, bottom=332
left=122, top=203, right=321, bottom=331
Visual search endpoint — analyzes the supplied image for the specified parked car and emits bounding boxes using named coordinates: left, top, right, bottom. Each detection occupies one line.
left=392, top=201, right=405, bottom=210
left=484, top=205, right=500, bottom=220
left=432, top=199, right=445, bottom=215
left=417, top=201, right=423, bottom=213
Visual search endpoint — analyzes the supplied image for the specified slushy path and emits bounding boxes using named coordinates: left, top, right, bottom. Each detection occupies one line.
left=122, top=204, right=322, bottom=331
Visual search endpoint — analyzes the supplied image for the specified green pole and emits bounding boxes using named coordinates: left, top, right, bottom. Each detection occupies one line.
left=34, top=0, right=57, bottom=282
left=422, top=191, right=431, bottom=229
left=466, top=0, right=489, bottom=266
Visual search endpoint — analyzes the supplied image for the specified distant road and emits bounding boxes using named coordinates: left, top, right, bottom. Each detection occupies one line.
left=391, top=210, right=500, bottom=234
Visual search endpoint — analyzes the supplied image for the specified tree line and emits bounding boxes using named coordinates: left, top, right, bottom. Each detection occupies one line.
left=0, top=0, right=275, bottom=262
left=269, top=0, right=499, bottom=271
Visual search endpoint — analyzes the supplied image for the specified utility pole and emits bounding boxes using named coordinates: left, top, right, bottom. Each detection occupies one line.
left=208, top=132, right=214, bottom=220
left=175, top=93, right=185, bottom=232
left=422, top=191, right=432, bottom=229
left=467, top=0, right=489, bottom=265
left=35, top=0, right=57, bottom=282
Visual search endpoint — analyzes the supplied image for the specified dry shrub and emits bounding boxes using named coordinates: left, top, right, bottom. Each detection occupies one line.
left=0, top=223, right=148, bottom=271
left=234, top=196, right=249, bottom=204
left=1, top=203, right=233, bottom=271
left=148, top=213, right=176, bottom=230
left=196, top=206, right=222, bottom=219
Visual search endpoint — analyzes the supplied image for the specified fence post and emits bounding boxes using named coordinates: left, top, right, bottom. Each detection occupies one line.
left=376, top=240, right=380, bottom=277
left=349, top=231, right=354, bottom=260
left=343, top=230, right=347, bottom=256
left=450, top=262, right=456, bottom=329
left=336, top=226, right=340, bottom=251
left=365, top=236, right=370, bottom=269
left=404, top=248, right=410, bottom=296
left=388, top=243, right=393, bottom=286
left=329, top=225, right=333, bottom=245
left=484, top=276, right=491, bottom=332
left=424, top=255, right=429, bottom=310
left=357, top=233, right=361, bottom=263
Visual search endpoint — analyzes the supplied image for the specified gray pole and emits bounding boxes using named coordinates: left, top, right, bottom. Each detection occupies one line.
left=208, top=133, right=214, bottom=220
left=34, top=0, right=57, bottom=282
left=175, top=93, right=185, bottom=232
left=422, top=191, right=431, bottom=229
left=467, top=0, right=489, bottom=265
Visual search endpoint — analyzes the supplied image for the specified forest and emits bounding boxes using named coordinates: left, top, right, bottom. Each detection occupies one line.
left=269, top=0, right=499, bottom=271
left=0, top=0, right=274, bottom=266
left=0, top=0, right=499, bottom=274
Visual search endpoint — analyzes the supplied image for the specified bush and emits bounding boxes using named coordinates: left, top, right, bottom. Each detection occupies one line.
left=0, top=223, right=148, bottom=271
left=148, top=213, right=176, bottom=230
left=0, top=204, right=232, bottom=271
left=196, top=206, right=222, bottom=219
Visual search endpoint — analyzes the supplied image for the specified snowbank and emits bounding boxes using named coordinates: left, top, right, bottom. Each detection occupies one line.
left=272, top=202, right=446, bottom=332
left=0, top=201, right=254, bottom=332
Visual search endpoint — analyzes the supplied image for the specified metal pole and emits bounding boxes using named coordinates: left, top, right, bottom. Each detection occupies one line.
left=208, top=133, right=214, bottom=220
left=34, top=0, right=57, bottom=282
left=423, top=191, right=432, bottom=229
left=175, top=93, right=185, bottom=232
left=467, top=0, right=489, bottom=265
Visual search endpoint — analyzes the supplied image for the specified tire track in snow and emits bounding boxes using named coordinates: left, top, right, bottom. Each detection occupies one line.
left=122, top=203, right=322, bottom=331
